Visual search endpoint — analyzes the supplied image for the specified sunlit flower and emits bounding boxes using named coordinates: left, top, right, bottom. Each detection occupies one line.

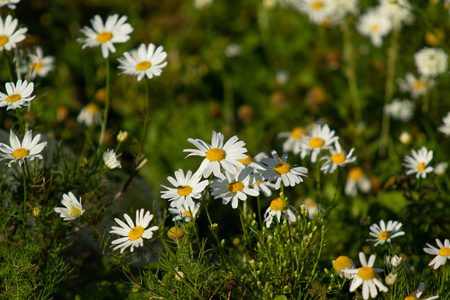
left=78, top=14, right=133, bottom=59
left=384, top=99, right=415, bottom=122
left=438, top=111, right=450, bottom=136
left=0, top=130, right=47, bottom=167
left=404, top=283, right=439, bottom=300
left=225, top=43, right=242, bottom=58
left=390, top=255, right=403, bottom=268
left=264, top=197, right=297, bottom=228
left=278, top=127, right=308, bottom=155
left=117, top=130, right=129, bottom=142
left=110, top=209, right=158, bottom=253
left=161, top=169, right=208, bottom=208
left=210, top=166, right=259, bottom=209
left=103, top=149, right=121, bottom=169
left=423, top=238, right=450, bottom=269
left=300, top=197, right=320, bottom=218
left=414, top=47, right=448, bottom=78
left=194, top=0, right=213, bottom=10
left=0, top=79, right=35, bottom=111
left=385, top=272, right=397, bottom=286
left=320, top=141, right=356, bottom=174
left=54, top=192, right=85, bottom=221
left=333, top=255, right=355, bottom=279
left=249, top=173, right=276, bottom=197
left=328, top=0, right=359, bottom=25
left=343, top=252, right=388, bottom=300
left=118, top=43, right=168, bottom=81
left=403, top=146, right=433, bottom=179
left=77, top=103, right=102, bottom=127
left=434, top=162, right=448, bottom=175
left=378, top=0, right=414, bottom=29
left=0, top=0, right=20, bottom=10
left=345, top=167, right=371, bottom=197
left=184, top=130, right=247, bottom=178
left=293, top=0, right=336, bottom=25
left=367, top=220, right=405, bottom=246
left=168, top=201, right=200, bottom=222
left=20, top=47, right=55, bottom=79
left=237, top=152, right=267, bottom=172
left=0, top=15, right=27, bottom=51
left=300, top=124, right=339, bottom=162
left=397, top=73, right=431, bottom=99
left=357, top=8, right=392, bottom=47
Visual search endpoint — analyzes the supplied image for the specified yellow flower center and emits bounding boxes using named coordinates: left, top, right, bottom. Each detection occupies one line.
left=129, top=226, right=145, bottom=241
left=6, top=94, right=22, bottom=103
left=270, top=197, right=285, bottom=211
left=438, top=247, right=450, bottom=256
left=404, top=296, right=417, bottom=300
left=357, top=267, right=376, bottom=280
left=183, top=210, right=192, bottom=217
left=378, top=231, right=392, bottom=241
left=70, top=208, right=82, bottom=216
left=417, top=163, right=426, bottom=171
left=33, top=62, right=43, bottom=72
left=348, top=167, right=364, bottom=180
left=96, top=31, right=113, bottom=43
left=414, top=79, right=425, bottom=91
left=250, top=180, right=261, bottom=187
left=274, top=162, right=290, bottom=175
left=311, top=1, right=324, bottom=9
left=227, top=181, right=244, bottom=193
left=0, top=35, right=9, bottom=47
left=370, top=24, right=380, bottom=33
left=331, top=153, right=346, bottom=164
left=12, top=148, right=30, bottom=159
left=136, top=61, right=152, bottom=71
left=238, top=154, right=252, bottom=165
left=206, top=148, right=225, bottom=161
left=304, top=198, right=317, bottom=209
left=309, top=137, right=324, bottom=148
left=86, top=103, right=99, bottom=113
left=333, top=256, right=352, bottom=270
left=290, top=127, right=306, bottom=139
left=177, top=185, right=193, bottom=196
left=167, top=227, right=185, bottom=240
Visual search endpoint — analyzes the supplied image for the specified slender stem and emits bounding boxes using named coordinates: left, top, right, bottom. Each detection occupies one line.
left=140, top=78, right=150, bottom=154
left=22, top=162, right=27, bottom=221
left=3, top=50, right=13, bottom=81
left=257, top=195, right=262, bottom=228
left=99, top=58, right=110, bottom=147
left=315, top=161, right=321, bottom=204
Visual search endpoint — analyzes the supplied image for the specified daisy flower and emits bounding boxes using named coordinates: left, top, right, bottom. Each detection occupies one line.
left=333, top=255, right=355, bottom=279
left=300, top=197, right=320, bottom=218
left=264, top=197, right=297, bottom=228
left=293, top=0, right=336, bottom=25
left=397, top=73, right=431, bottom=99
left=378, top=0, right=414, bottom=30
left=210, top=166, right=259, bottom=209
left=423, top=238, right=450, bottom=269
left=118, top=43, right=168, bottom=81
left=403, top=146, right=434, bottom=179
left=328, top=0, right=359, bottom=26
left=278, top=127, right=308, bottom=155
left=343, top=252, right=388, bottom=300
left=345, top=167, right=371, bottom=197
left=438, top=111, right=450, bottom=136
left=320, top=141, right=356, bottom=174
left=0, top=0, right=20, bottom=10
left=300, top=124, right=338, bottom=162
left=0, top=80, right=35, bottom=111
left=20, top=47, right=56, bottom=80
left=357, top=8, right=392, bottom=47
left=78, top=14, right=133, bottom=59
left=168, top=201, right=200, bottom=222
left=249, top=173, right=276, bottom=197
left=434, top=162, right=448, bottom=175
left=161, top=169, right=209, bottom=208
left=184, top=130, right=247, bottom=178
left=0, top=130, right=47, bottom=167
left=237, top=152, right=267, bottom=172
left=54, top=192, right=85, bottom=221
left=414, top=47, right=448, bottom=78
left=383, top=98, right=415, bottom=122
left=404, top=283, right=439, bottom=300
left=367, top=220, right=405, bottom=246
left=110, top=209, right=158, bottom=253
left=259, top=150, right=308, bottom=189
left=103, top=149, right=121, bottom=169
left=0, top=15, right=27, bottom=51
left=77, top=103, right=102, bottom=127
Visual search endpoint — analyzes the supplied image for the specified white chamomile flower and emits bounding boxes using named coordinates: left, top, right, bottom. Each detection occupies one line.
left=110, top=209, right=158, bottom=253
left=249, top=173, right=276, bottom=197
left=0, top=130, right=47, bottom=167
left=434, top=162, right=448, bottom=175
left=0, top=15, right=27, bottom=51
left=328, top=0, right=359, bottom=26
left=210, top=166, right=259, bottom=209
left=278, top=127, right=308, bottom=155
left=78, top=14, right=133, bottom=59
left=414, top=47, right=448, bottom=78
left=293, top=0, right=336, bottom=25
left=343, top=252, right=388, bottom=300
left=54, top=192, right=85, bottom=221
left=320, top=141, right=356, bottom=174
left=77, top=103, right=102, bottom=127
left=0, top=0, right=20, bottom=10
left=259, top=150, right=308, bottom=189
left=161, top=169, right=209, bottom=207
left=168, top=202, right=200, bottom=222
left=378, top=0, right=414, bottom=30
left=300, top=197, right=320, bottom=218
left=118, top=43, right=168, bottom=81
left=397, top=73, right=431, bottom=99
left=333, top=255, right=355, bottom=279
left=184, top=130, right=247, bottom=178
left=21, top=47, right=56, bottom=80
left=357, top=8, right=392, bottom=47
left=404, top=283, right=439, bottom=300
left=367, top=220, right=405, bottom=246
left=103, top=149, right=121, bottom=169
left=0, top=80, right=35, bottom=111
left=403, top=146, right=434, bottom=179
left=438, top=111, right=450, bottom=136
left=345, top=167, right=371, bottom=197
left=237, top=152, right=267, bottom=172
left=384, top=98, right=415, bottom=122
left=423, top=238, right=450, bottom=270
left=264, top=197, right=297, bottom=228
left=301, top=123, right=339, bottom=162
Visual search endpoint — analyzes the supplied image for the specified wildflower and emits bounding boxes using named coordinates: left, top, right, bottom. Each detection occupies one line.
left=224, top=43, right=242, bottom=58
left=0, top=0, right=20, bottom=10
left=397, top=73, right=430, bottom=99
left=0, top=15, right=27, bottom=51
left=320, top=141, right=356, bottom=174
left=117, top=130, right=128, bottom=142
left=78, top=14, right=133, bottom=59
left=54, top=192, right=85, bottom=221
left=423, top=238, right=450, bottom=269
left=343, top=252, right=388, bottom=300
left=264, top=197, right=297, bottom=228
left=184, top=130, right=247, bottom=178
left=194, top=0, right=213, bottom=10
left=357, top=8, right=392, bottom=47
left=278, top=127, right=307, bottom=155
left=167, top=226, right=185, bottom=240
left=77, top=103, right=102, bottom=127
left=434, top=162, right=448, bottom=175
left=384, top=99, right=414, bottom=122
left=249, top=173, right=276, bottom=197
left=300, top=197, right=320, bottom=218
left=438, top=111, right=450, bottom=136
left=0, top=130, right=47, bottom=167
left=210, top=166, right=259, bottom=209
left=404, top=283, right=439, bottom=300
left=345, top=167, right=371, bottom=197
left=414, top=47, right=448, bottom=78
left=399, top=131, right=412, bottom=145
left=168, top=201, right=200, bottom=222
left=0, top=80, right=35, bottom=111
left=103, top=149, right=121, bottom=169
left=118, top=43, right=168, bottom=81
left=275, top=70, right=289, bottom=85
left=328, top=0, right=359, bottom=26
left=403, top=146, right=434, bottom=179
left=20, top=47, right=55, bottom=79
left=161, top=169, right=209, bottom=208
left=293, top=0, right=336, bottom=25
left=367, top=220, right=405, bottom=246
left=378, top=0, right=414, bottom=30
left=259, top=150, right=308, bottom=189
left=300, top=124, right=338, bottom=162
left=390, top=255, right=403, bottom=268
left=385, top=272, right=397, bottom=286
left=110, top=209, right=158, bottom=253
left=237, top=152, right=267, bottom=172
left=333, top=255, right=355, bottom=279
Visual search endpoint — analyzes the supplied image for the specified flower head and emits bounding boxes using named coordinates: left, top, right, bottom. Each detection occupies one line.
left=367, top=220, right=405, bottom=246
left=320, top=141, right=356, bottom=174
left=300, top=124, right=339, bottom=162
left=345, top=167, right=371, bottom=197
left=404, top=283, right=439, bottom=300
left=54, top=192, right=85, bottom=221
left=0, top=80, right=35, bottom=111
left=414, top=47, right=448, bottom=78
left=293, top=0, right=336, bottom=25
left=168, top=201, right=200, bottom=222
left=0, top=130, right=47, bottom=167
left=0, top=0, right=20, bottom=10
left=438, top=111, right=450, bottom=136
left=264, top=197, right=297, bottom=228
left=20, top=47, right=55, bottom=79
left=278, top=127, right=307, bottom=155
left=397, top=73, right=431, bottom=99
left=403, top=146, right=433, bottom=179
left=333, top=255, right=355, bottom=279
left=0, top=15, right=27, bottom=51
left=77, top=103, right=102, bottom=127
left=378, top=0, right=414, bottom=30
left=110, top=209, right=158, bottom=253
left=384, top=98, right=415, bottom=122
left=161, top=169, right=209, bottom=207
left=103, top=149, right=121, bottom=169
left=423, top=238, right=450, bottom=269
left=357, top=8, right=392, bottom=47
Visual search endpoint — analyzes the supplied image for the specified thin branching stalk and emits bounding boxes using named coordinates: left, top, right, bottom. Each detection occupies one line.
left=99, top=57, right=110, bottom=147
left=21, top=163, right=27, bottom=222
left=140, top=77, right=150, bottom=154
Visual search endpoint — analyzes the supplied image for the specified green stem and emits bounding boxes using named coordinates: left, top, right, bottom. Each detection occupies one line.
left=99, top=58, right=110, bottom=147
left=257, top=195, right=262, bottom=228
left=22, top=162, right=27, bottom=221
left=3, top=50, right=13, bottom=81
left=315, top=160, right=321, bottom=204
left=140, top=78, right=150, bottom=154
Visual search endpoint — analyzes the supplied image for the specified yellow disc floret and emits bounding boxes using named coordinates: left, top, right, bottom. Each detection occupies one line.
left=348, top=167, right=364, bottom=180
left=274, top=162, right=290, bottom=175
left=33, top=63, right=43, bottom=72
left=417, top=163, right=426, bottom=171
left=291, top=127, right=306, bottom=139
left=86, top=103, right=100, bottom=113
left=168, top=227, right=185, bottom=240
left=357, top=267, right=376, bottom=280
left=129, top=226, right=145, bottom=241
left=378, top=231, right=393, bottom=241
left=333, top=256, right=352, bottom=270
left=136, top=61, right=152, bottom=71
left=0, top=35, right=9, bottom=47
left=96, top=31, right=113, bottom=43
left=12, top=148, right=30, bottom=159
left=331, top=153, right=346, bottom=164
left=6, top=94, right=22, bottom=103
left=311, top=1, right=324, bottom=9
left=309, top=137, right=324, bottom=148
left=270, top=197, right=284, bottom=211
left=206, top=148, right=225, bottom=161
left=177, top=186, right=193, bottom=196
left=227, top=181, right=244, bottom=193
left=404, top=296, right=417, bottom=300
left=183, top=210, right=192, bottom=217
left=70, top=208, right=82, bottom=216
left=438, top=247, right=450, bottom=257
left=238, top=154, right=252, bottom=165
